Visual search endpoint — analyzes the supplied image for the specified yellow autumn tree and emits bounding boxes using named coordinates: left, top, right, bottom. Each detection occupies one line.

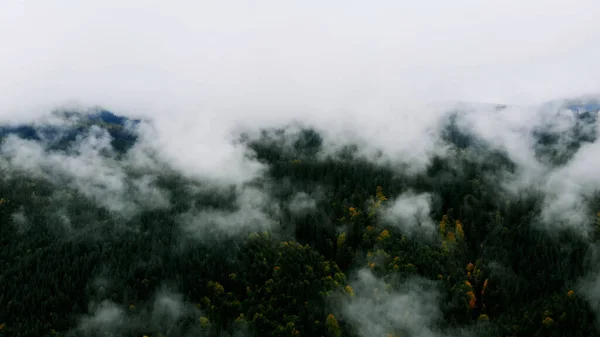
left=442, top=230, right=457, bottom=253
left=349, top=207, right=359, bottom=218
left=345, top=285, right=355, bottom=297
left=456, top=220, right=465, bottom=240
left=446, top=232, right=456, bottom=242
left=378, top=229, right=391, bottom=241
left=467, top=290, right=477, bottom=309
left=482, top=279, right=489, bottom=296
left=542, top=316, right=554, bottom=327
left=439, top=215, right=448, bottom=236
left=326, top=314, right=341, bottom=337
left=376, top=186, right=388, bottom=201
left=199, top=317, right=210, bottom=328
left=207, top=281, right=224, bottom=297
left=337, top=232, right=347, bottom=247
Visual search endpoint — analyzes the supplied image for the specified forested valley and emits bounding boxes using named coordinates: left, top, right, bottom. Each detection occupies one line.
left=1, top=104, right=600, bottom=337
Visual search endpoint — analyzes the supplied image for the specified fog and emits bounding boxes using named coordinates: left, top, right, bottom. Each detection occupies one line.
left=2, top=1, right=599, bottom=187
left=2, top=2, right=600, bottom=336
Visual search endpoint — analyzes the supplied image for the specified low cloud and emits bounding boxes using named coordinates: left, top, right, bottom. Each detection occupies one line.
left=179, top=185, right=280, bottom=241
left=0, top=125, right=171, bottom=218
left=446, top=102, right=600, bottom=235
left=0, top=0, right=598, bottom=239
left=10, top=208, right=29, bottom=234
left=133, top=116, right=267, bottom=186
left=341, top=269, right=467, bottom=337
left=576, top=246, right=600, bottom=328
left=539, top=129, right=600, bottom=234
left=73, top=290, right=209, bottom=337
left=76, top=300, right=125, bottom=337
left=381, top=191, right=436, bottom=238
left=449, top=104, right=547, bottom=192
left=288, top=192, right=318, bottom=216
left=313, top=101, right=450, bottom=175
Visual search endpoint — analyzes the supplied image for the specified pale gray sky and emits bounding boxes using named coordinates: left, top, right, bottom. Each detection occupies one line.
left=1, top=0, right=599, bottom=121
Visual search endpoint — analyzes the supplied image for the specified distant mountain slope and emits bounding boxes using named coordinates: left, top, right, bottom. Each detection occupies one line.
left=442, top=96, right=599, bottom=166
left=0, top=110, right=140, bottom=153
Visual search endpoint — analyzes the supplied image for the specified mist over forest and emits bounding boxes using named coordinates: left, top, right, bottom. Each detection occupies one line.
left=3, top=2, right=600, bottom=336
left=1, top=99, right=600, bottom=337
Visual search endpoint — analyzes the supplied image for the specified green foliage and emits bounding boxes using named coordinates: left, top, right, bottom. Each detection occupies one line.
left=0, top=119, right=598, bottom=337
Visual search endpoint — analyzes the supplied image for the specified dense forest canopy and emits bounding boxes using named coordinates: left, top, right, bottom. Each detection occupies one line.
left=1, top=100, right=600, bottom=337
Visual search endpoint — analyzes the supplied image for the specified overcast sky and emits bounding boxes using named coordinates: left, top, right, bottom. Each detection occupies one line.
left=1, top=0, right=599, bottom=121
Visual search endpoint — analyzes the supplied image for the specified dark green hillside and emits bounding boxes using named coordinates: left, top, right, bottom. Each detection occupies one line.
left=0, top=104, right=599, bottom=337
